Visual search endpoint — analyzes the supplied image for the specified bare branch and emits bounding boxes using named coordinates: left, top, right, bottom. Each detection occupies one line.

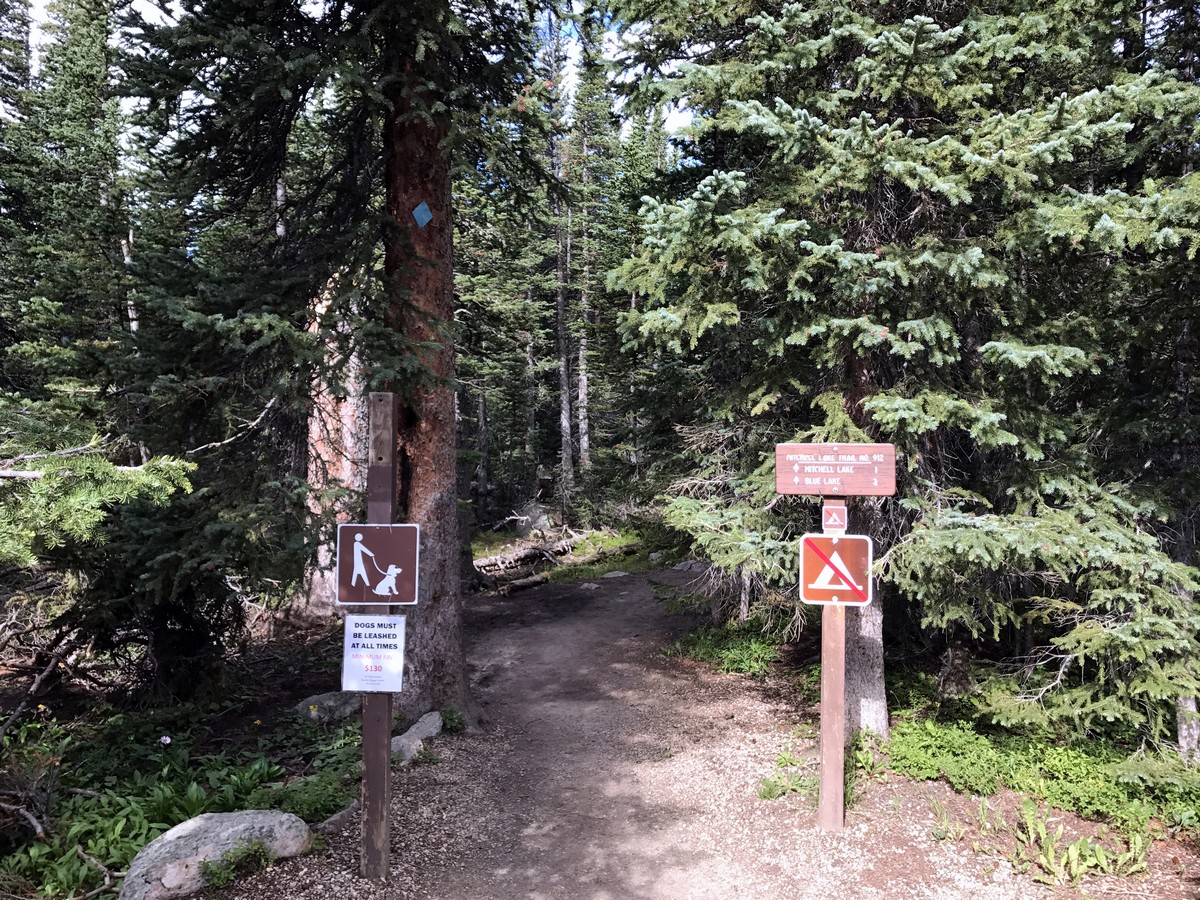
left=4, top=437, right=110, bottom=465
left=0, top=641, right=76, bottom=744
left=186, top=397, right=278, bottom=456
left=68, top=846, right=126, bottom=900
left=0, top=800, right=47, bottom=839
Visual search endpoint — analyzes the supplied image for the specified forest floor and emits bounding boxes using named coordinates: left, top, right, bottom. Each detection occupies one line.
left=216, top=567, right=1200, bottom=900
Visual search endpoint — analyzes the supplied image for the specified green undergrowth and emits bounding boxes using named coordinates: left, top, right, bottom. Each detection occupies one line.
left=198, top=840, right=273, bottom=888
left=546, top=528, right=653, bottom=583
left=0, top=696, right=360, bottom=898
left=663, top=618, right=787, bottom=676
left=883, top=671, right=1200, bottom=837
left=470, top=527, right=521, bottom=560
left=758, top=740, right=816, bottom=800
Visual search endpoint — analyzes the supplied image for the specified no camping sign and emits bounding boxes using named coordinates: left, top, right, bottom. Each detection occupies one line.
left=799, top=534, right=874, bottom=606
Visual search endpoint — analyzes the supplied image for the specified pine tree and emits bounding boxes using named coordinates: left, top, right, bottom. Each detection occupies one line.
left=0, top=0, right=191, bottom=662
left=123, top=0, right=542, bottom=711
left=0, top=0, right=28, bottom=121
left=612, top=0, right=1200, bottom=747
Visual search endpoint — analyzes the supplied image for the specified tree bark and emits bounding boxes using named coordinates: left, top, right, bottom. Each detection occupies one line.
left=1172, top=307, right=1196, bottom=762
left=523, top=326, right=537, bottom=486
left=275, top=176, right=287, bottom=239
left=382, top=56, right=466, bottom=719
left=577, top=318, right=590, bottom=471
left=576, top=131, right=592, bottom=473
left=844, top=352, right=889, bottom=742
left=1178, top=695, right=1200, bottom=764
left=844, top=602, right=888, bottom=741
left=475, top=389, right=491, bottom=521
left=295, top=279, right=366, bottom=621
left=555, top=204, right=574, bottom=506
left=738, top=566, right=751, bottom=624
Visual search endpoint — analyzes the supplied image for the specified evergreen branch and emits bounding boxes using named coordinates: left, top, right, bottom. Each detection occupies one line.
left=0, top=466, right=159, bottom=480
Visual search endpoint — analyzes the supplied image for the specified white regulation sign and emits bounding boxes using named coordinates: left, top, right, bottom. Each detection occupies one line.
left=342, top=615, right=406, bottom=693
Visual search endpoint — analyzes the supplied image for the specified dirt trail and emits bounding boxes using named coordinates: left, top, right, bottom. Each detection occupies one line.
left=222, top=571, right=1195, bottom=900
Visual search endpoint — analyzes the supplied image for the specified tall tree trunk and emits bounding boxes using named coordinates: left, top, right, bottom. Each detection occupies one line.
left=275, top=176, right=287, bottom=239
left=382, top=59, right=466, bottom=719
left=738, top=566, right=751, bottom=624
left=844, top=356, right=889, bottom=742
left=555, top=205, right=574, bottom=506
left=576, top=310, right=590, bottom=472
left=576, top=129, right=592, bottom=474
left=1173, top=311, right=1197, bottom=762
left=295, top=279, right=366, bottom=621
left=476, top=389, right=491, bottom=521
left=845, top=602, right=889, bottom=741
left=524, top=325, right=537, bottom=487
left=1179, top=693, right=1200, bottom=764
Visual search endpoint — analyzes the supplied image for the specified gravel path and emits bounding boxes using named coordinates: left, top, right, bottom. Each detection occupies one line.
left=217, top=571, right=1192, bottom=899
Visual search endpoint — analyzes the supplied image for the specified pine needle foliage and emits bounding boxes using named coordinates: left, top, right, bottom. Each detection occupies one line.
left=611, top=0, right=1200, bottom=747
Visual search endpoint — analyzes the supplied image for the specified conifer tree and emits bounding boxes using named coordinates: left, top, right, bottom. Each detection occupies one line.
left=612, top=0, right=1200, bottom=747
left=0, top=0, right=190, bottom=670
left=123, top=0, right=542, bottom=710
left=0, top=0, right=28, bottom=121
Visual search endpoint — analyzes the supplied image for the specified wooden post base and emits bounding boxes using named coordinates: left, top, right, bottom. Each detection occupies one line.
left=818, top=603, right=846, bottom=832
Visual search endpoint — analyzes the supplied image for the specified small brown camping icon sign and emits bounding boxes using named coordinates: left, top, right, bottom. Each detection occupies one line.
left=335, top=524, right=420, bottom=606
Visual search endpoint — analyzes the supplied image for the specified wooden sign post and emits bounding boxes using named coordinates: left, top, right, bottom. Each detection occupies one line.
left=774, top=445, right=895, bottom=833
left=816, top=498, right=847, bottom=831
left=361, top=392, right=396, bottom=880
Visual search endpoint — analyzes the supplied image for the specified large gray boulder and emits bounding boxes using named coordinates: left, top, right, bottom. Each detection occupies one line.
left=390, top=710, right=442, bottom=763
left=119, top=811, right=311, bottom=900
left=294, top=691, right=361, bottom=724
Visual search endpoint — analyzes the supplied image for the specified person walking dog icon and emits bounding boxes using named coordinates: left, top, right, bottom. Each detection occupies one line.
left=351, top=533, right=377, bottom=588
left=338, top=524, right=418, bottom=605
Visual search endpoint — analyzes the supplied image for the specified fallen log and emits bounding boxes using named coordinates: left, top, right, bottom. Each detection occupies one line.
left=473, top=537, right=578, bottom=573
left=499, top=573, right=548, bottom=594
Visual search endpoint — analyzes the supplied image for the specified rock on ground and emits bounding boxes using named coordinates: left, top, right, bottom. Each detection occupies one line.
left=119, top=811, right=311, bottom=900
left=390, top=711, right=443, bottom=763
left=294, top=691, right=361, bottom=724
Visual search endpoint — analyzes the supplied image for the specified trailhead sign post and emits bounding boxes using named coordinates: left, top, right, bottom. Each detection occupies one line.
left=774, top=444, right=895, bottom=832
left=335, top=392, right=424, bottom=881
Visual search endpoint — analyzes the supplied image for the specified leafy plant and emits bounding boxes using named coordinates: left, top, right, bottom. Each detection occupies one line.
left=929, top=797, right=966, bottom=842
left=886, top=719, right=1003, bottom=795
left=757, top=741, right=815, bottom=800
left=1008, top=798, right=1149, bottom=885
left=441, top=708, right=467, bottom=734
left=0, top=705, right=324, bottom=897
left=663, top=621, right=783, bottom=677
left=199, top=840, right=273, bottom=889
left=758, top=769, right=816, bottom=801
left=246, top=770, right=354, bottom=824
left=411, top=746, right=440, bottom=766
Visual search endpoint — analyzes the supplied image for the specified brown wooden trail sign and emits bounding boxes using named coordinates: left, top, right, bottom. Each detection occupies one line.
left=336, top=524, right=420, bottom=606
left=775, top=443, right=896, bottom=496
left=772, top=443, right=895, bottom=833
